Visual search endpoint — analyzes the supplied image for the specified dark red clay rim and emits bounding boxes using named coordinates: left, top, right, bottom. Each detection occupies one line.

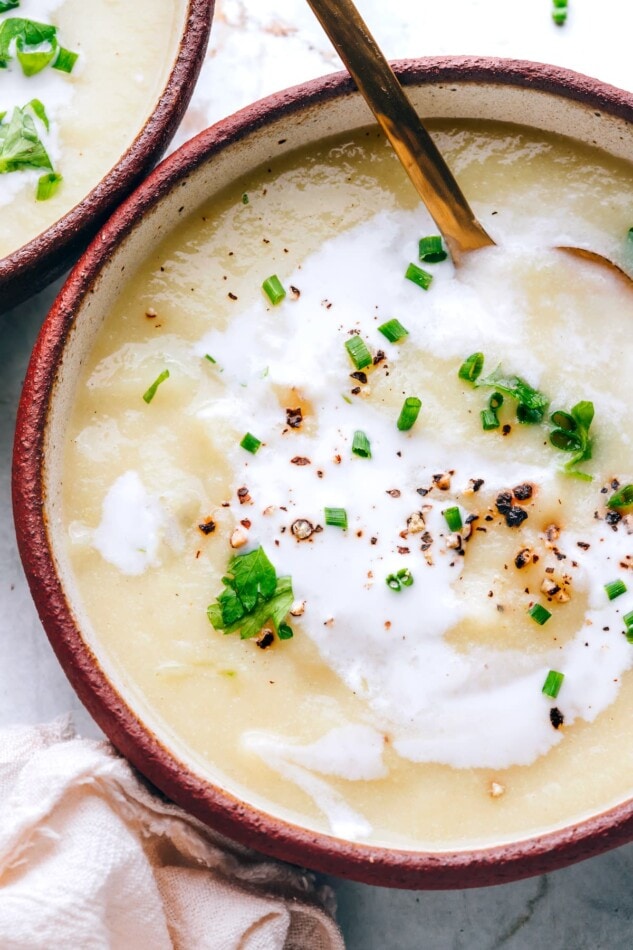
left=0, top=0, right=213, bottom=313
left=13, top=57, right=633, bottom=889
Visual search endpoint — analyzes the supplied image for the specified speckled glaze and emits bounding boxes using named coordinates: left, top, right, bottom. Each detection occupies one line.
left=13, top=58, right=633, bottom=889
left=0, top=0, right=213, bottom=314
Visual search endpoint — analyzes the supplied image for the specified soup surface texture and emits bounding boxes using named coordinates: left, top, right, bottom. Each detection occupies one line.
left=0, top=0, right=186, bottom=259
left=61, top=120, right=633, bottom=849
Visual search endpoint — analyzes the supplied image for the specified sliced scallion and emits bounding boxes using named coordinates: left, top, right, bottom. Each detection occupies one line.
left=405, top=262, right=433, bottom=291
left=351, top=430, right=371, bottom=458
left=458, top=352, right=484, bottom=383
left=204, top=354, right=217, bottom=364
left=142, top=369, right=170, bottom=404
left=386, top=567, right=414, bottom=591
left=36, top=171, right=62, bottom=201
left=444, top=507, right=462, bottom=532
left=396, top=396, right=422, bottom=432
left=624, top=609, right=633, bottom=628
left=378, top=318, right=408, bottom=343
left=262, top=274, right=286, bottom=305
left=53, top=46, right=78, bottom=73
left=345, top=335, right=372, bottom=370
left=605, top=579, right=627, bottom=601
left=418, top=235, right=447, bottom=263
left=324, top=507, right=348, bottom=529
left=240, top=432, right=262, bottom=454
left=608, top=484, right=633, bottom=510
left=542, top=669, right=564, bottom=699
left=528, top=603, right=552, bottom=626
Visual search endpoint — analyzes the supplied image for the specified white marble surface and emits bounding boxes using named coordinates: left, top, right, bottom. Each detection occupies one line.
left=4, top=1, right=633, bottom=946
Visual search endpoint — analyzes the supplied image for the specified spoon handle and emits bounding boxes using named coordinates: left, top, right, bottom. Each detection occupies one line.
left=306, top=0, right=494, bottom=261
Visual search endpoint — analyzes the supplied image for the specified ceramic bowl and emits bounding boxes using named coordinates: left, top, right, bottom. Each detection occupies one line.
left=13, top=58, right=633, bottom=888
left=0, top=0, right=213, bottom=313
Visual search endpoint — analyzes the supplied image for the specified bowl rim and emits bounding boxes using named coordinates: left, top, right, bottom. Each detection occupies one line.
left=13, top=55, right=633, bottom=889
left=0, top=0, right=213, bottom=312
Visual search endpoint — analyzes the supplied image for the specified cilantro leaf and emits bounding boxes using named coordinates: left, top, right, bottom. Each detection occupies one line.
left=0, top=102, right=52, bottom=174
left=0, top=18, right=57, bottom=71
left=0, top=2, right=20, bottom=13
left=207, top=547, right=295, bottom=642
left=550, top=400, right=594, bottom=480
left=225, top=545, right=276, bottom=612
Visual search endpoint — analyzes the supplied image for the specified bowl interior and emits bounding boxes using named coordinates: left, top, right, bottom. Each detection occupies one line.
left=17, top=59, right=633, bottom=887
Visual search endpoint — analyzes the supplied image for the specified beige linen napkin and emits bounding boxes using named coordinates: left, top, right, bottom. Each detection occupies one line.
left=0, top=719, right=345, bottom=950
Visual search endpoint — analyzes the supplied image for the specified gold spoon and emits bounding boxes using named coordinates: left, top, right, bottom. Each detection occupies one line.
left=306, top=0, right=631, bottom=280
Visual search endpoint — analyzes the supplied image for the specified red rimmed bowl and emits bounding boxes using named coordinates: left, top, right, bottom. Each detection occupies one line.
left=13, top=58, right=633, bottom=888
left=0, top=0, right=213, bottom=313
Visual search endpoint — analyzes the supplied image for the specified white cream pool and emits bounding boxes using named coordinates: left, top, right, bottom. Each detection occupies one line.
left=0, top=0, right=187, bottom=259
left=61, top=121, right=633, bottom=848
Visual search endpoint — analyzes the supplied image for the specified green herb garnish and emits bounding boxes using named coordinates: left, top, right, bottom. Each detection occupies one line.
left=241, top=193, right=249, bottom=205
left=529, top=604, right=552, bottom=626
left=0, top=3, right=21, bottom=14
left=344, top=335, right=372, bottom=370
left=605, top=579, right=627, bottom=601
left=36, top=170, right=61, bottom=201
left=458, top=352, right=484, bottom=383
left=607, top=484, right=633, bottom=510
left=396, top=396, right=422, bottom=432
left=549, top=401, right=594, bottom=479
left=476, top=365, right=549, bottom=424
left=405, top=262, right=433, bottom=291
left=0, top=18, right=78, bottom=75
left=444, top=507, right=462, bottom=532
left=240, top=432, right=262, bottom=454
left=418, top=235, right=447, bottom=263
left=378, top=318, right=408, bottom=343
left=262, top=274, right=286, bottom=305
left=324, top=507, right=348, bottom=529
left=207, top=546, right=295, bottom=641
left=552, top=0, right=567, bottom=26
left=542, top=669, right=564, bottom=698
left=481, top=391, right=503, bottom=431
left=351, top=430, right=371, bottom=458
left=142, top=369, right=170, bottom=404
left=386, top=568, right=414, bottom=591
left=0, top=101, right=52, bottom=175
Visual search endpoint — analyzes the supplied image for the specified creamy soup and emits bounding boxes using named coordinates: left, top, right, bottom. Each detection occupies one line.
left=61, top=120, right=633, bottom=849
left=0, top=0, right=187, bottom=259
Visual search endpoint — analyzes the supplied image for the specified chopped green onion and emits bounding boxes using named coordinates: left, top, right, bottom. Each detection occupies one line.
left=278, top=622, right=294, bottom=640
left=240, top=432, right=262, bottom=454
left=378, top=318, right=408, bottom=343
left=605, top=579, right=627, bottom=601
left=396, top=396, right=422, bottom=432
left=625, top=628, right=633, bottom=645
left=458, top=352, right=484, bottom=383
left=0, top=3, right=20, bottom=13
left=608, top=484, right=633, bottom=510
left=481, top=391, right=503, bottom=430
left=262, top=274, right=286, bottom=305
left=324, top=507, right=348, bottom=529
left=528, top=603, right=552, bottom=626
left=549, top=401, right=594, bottom=477
left=204, top=354, right=217, bottom=364
left=386, top=567, right=414, bottom=591
left=418, top=235, right=447, bottom=263
left=542, top=670, right=564, bottom=699
left=341, top=393, right=352, bottom=405
left=242, top=193, right=249, bottom=204
left=344, top=335, right=372, bottom=370
left=443, top=506, right=463, bottom=532
left=405, top=262, right=433, bottom=291
left=36, top=171, right=61, bottom=201
left=142, top=369, right=170, bottom=404
left=481, top=408, right=499, bottom=430
left=53, top=46, right=78, bottom=73
left=624, top=609, right=633, bottom=628
left=351, top=430, right=371, bottom=458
